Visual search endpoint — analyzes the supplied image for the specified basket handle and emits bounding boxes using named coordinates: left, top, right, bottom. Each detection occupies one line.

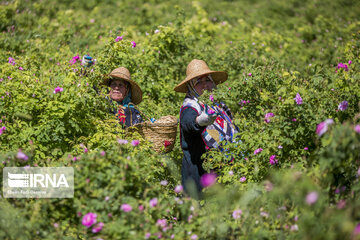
left=137, top=108, right=152, bottom=122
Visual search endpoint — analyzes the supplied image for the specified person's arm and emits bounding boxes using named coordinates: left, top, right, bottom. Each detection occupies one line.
left=180, top=106, right=217, bottom=134
left=80, top=55, right=94, bottom=76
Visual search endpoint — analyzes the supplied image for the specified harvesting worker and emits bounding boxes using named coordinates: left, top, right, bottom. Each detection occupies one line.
left=80, top=55, right=143, bottom=128
left=104, top=67, right=143, bottom=128
left=174, top=59, right=239, bottom=198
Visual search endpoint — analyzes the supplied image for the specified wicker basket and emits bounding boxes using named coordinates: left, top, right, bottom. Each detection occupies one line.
left=128, top=115, right=178, bottom=153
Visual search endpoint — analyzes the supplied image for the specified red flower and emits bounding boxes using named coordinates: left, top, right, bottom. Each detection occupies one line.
left=164, top=140, right=172, bottom=148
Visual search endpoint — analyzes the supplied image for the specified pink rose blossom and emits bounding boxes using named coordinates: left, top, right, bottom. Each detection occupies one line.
left=191, top=234, right=198, bottom=240
left=200, top=173, right=217, bottom=187
left=338, top=101, right=348, bottom=111
left=254, top=148, right=263, bottom=155
left=131, top=140, right=140, bottom=146
left=82, top=213, right=97, bottom=227
left=115, top=36, right=123, bottom=42
left=248, top=73, right=252, bottom=76
left=53, top=86, right=63, bottom=94
left=121, top=204, right=132, bottom=212
left=260, top=211, right=269, bottom=218
left=8, top=57, right=16, bottom=65
left=156, top=218, right=167, bottom=228
left=348, top=60, right=352, bottom=65
left=121, top=203, right=133, bottom=212
left=69, top=55, right=80, bottom=65
left=294, top=93, right=303, bottom=104
left=290, top=224, right=299, bottom=231
left=131, top=41, right=136, bottom=48
left=160, top=180, right=168, bottom=186
left=304, top=147, right=308, bottom=150
left=118, top=139, right=128, bottom=144
left=174, top=185, right=183, bottom=193
left=355, top=125, right=360, bottom=133
left=16, top=150, right=29, bottom=161
left=232, top=209, right=242, bottom=219
left=92, top=222, right=104, bottom=233
left=149, top=198, right=158, bottom=208
left=0, top=126, right=5, bottom=135
left=240, top=176, right=246, bottom=182
left=264, top=112, right=275, bottom=123
left=337, top=199, right=346, bottom=209
left=353, top=224, right=360, bottom=236
left=269, top=155, right=278, bottom=165
left=337, top=62, right=349, bottom=71
left=207, top=108, right=216, bottom=115
left=209, top=94, right=214, bottom=102
left=19, top=66, right=23, bottom=70
left=316, top=119, right=334, bottom=136
left=305, top=191, right=318, bottom=205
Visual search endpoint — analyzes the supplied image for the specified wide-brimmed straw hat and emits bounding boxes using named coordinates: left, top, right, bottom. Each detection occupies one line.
left=103, top=67, right=142, bottom=105
left=174, top=59, right=228, bottom=93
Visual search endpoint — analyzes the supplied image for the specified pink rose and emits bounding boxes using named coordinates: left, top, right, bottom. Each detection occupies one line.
left=305, top=191, right=318, bottom=205
left=200, top=173, right=217, bottom=187
left=121, top=204, right=132, bottom=212
left=92, top=222, right=104, bottom=233
left=82, top=213, right=97, bottom=228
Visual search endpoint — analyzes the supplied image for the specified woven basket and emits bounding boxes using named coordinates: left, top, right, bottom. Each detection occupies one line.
left=128, top=115, right=178, bottom=153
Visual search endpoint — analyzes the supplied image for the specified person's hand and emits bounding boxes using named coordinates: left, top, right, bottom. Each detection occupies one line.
left=81, top=54, right=94, bottom=67
left=196, top=107, right=217, bottom=126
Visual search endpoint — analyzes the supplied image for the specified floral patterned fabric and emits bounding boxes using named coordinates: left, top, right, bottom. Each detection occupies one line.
left=180, top=96, right=239, bottom=151
left=109, top=100, right=143, bottom=128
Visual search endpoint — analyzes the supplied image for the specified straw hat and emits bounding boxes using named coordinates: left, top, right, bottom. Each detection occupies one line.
left=103, top=67, right=142, bottom=105
left=174, top=59, right=228, bottom=93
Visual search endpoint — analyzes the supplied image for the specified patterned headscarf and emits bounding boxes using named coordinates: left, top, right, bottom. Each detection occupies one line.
left=186, top=74, right=214, bottom=98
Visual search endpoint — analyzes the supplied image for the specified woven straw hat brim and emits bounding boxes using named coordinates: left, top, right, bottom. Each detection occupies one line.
left=174, top=70, right=228, bottom=93
left=103, top=73, right=143, bottom=105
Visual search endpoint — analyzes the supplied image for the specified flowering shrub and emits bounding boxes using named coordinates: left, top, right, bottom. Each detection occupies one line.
left=0, top=0, right=360, bottom=239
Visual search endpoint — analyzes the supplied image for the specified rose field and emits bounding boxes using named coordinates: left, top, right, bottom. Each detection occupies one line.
left=1, top=0, right=360, bottom=239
